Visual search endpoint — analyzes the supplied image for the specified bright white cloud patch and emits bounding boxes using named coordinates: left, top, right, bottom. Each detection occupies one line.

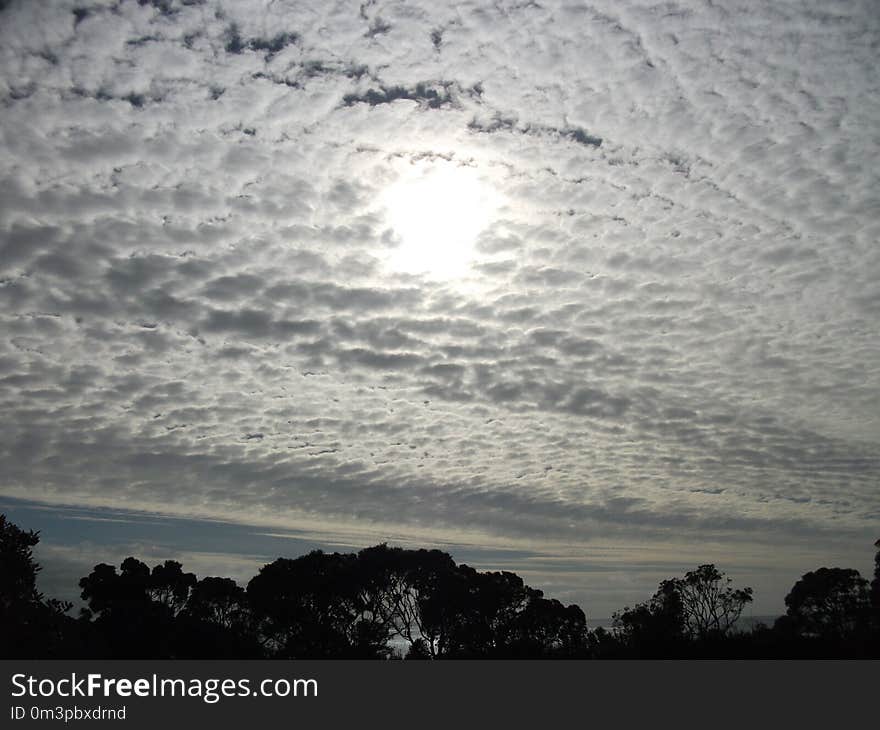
left=0, top=0, right=878, bottom=614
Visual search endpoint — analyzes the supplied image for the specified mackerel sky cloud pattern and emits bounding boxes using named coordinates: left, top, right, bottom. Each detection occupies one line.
left=1, top=0, right=878, bottom=615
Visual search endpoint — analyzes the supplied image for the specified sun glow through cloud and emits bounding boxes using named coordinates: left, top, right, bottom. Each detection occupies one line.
left=381, top=162, right=501, bottom=280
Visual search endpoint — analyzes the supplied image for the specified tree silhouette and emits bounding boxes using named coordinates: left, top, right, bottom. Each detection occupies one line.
left=0, top=514, right=42, bottom=609
left=349, top=545, right=462, bottom=658
left=0, top=515, right=71, bottom=657
left=612, top=565, right=752, bottom=656
left=185, top=576, right=247, bottom=629
left=613, top=577, right=685, bottom=656
left=444, top=568, right=542, bottom=657
left=674, top=564, right=753, bottom=640
left=509, top=597, right=588, bottom=657
left=148, top=560, right=196, bottom=615
left=78, top=557, right=196, bottom=657
left=872, top=539, right=880, bottom=629
left=178, top=576, right=261, bottom=658
left=4, top=512, right=880, bottom=659
left=394, top=548, right=460, bottom=657
left=80, top=559, right=150, bottom=616
left=782, top=567, right=870, bottom=641
left=246, top=550, right=385, bottom=658
left=353, top=544, right=426, bottom=652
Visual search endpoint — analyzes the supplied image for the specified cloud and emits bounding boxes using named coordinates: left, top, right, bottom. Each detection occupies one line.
left=0, top=0, right=878, bottom=614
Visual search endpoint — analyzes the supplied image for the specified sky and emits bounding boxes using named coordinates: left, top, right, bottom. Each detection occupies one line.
left=1, top=0, right=878, bottom=619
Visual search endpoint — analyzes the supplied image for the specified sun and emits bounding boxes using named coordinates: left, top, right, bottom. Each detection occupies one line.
left=381, top=162, right=500, bottom=279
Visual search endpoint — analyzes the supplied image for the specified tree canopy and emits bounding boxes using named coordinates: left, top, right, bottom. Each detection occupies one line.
left=781, top=567, right=870, bottom=641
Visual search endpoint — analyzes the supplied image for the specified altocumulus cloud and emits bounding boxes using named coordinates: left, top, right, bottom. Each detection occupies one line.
left=0, top=0, right=878, bottom=615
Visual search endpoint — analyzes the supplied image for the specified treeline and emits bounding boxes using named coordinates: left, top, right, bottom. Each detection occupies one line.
left=2, top=515, right=879, bottom=658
